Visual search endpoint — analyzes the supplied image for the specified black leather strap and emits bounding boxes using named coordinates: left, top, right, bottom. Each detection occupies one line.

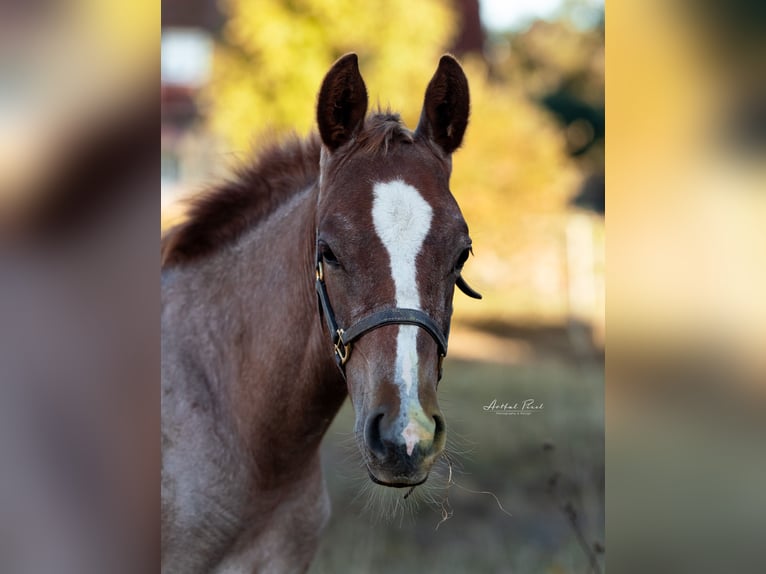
left=342, top=308, right=448, bottom=356
left=315, top=261, right=347, bottom=352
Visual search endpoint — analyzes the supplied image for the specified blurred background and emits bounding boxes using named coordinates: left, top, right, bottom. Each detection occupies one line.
left=161, top=1, right=605, bottom=572
left=1, top=2, right=158, bottom=574
left=607, top=1, right=766, bottom=572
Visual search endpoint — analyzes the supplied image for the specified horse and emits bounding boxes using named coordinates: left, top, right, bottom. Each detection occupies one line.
left=161, top=53, right=480, bottom=573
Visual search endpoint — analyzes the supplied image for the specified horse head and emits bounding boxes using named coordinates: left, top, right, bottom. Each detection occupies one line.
left=314, top=53, right=477, bottom=488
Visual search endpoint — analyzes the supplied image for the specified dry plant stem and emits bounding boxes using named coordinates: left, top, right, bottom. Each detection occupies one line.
left=563, top=500, right=602, bottom=574
left=434, top=454, right=512, bottom=530
left=547, top=471, right=603, bottom=574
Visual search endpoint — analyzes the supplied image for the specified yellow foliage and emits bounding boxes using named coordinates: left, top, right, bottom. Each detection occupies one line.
left=205, top=0, right=457, bottom=151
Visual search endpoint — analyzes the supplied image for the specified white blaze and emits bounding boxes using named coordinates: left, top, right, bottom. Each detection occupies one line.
left=371, top=180, right=436, bottom=456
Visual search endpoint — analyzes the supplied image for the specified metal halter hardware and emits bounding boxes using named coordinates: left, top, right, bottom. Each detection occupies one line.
left=314, top=243, right=482, bottom=379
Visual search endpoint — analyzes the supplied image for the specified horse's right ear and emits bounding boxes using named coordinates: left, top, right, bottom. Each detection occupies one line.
left=317, top=53, right=368, bottom=151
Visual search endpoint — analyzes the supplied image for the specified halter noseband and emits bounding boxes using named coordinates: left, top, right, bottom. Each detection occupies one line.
left=314, top=242, right=481, bottom=379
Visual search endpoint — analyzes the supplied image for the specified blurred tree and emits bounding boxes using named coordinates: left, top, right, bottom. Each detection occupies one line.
left=203, top=0, right=457, bottom=151
left=489, top=17, right=604, bottom=170
left=484, top=13, right=605, bottom=219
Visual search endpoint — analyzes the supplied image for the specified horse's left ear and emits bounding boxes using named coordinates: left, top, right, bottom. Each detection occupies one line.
left=317, top=53, right=368, bottom=151
left=415, top=55, right=470, bottom=155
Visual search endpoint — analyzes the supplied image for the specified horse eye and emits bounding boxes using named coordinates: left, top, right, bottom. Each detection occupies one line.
left=455, top=247, right=471, bottom=271
left=320, top=244, right=340, bottom=266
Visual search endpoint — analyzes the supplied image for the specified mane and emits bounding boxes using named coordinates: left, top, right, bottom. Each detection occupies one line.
left=161, top=113, right=412, bottom=268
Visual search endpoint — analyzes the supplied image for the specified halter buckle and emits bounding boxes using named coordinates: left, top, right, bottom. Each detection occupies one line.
left=334, top=329, right=350, bottom=365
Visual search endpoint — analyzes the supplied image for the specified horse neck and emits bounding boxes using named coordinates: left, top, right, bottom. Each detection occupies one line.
left=215, top=184, right=347, bottom=483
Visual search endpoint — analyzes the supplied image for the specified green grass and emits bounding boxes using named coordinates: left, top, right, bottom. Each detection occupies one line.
left=309, top=354, right=604, bottom=574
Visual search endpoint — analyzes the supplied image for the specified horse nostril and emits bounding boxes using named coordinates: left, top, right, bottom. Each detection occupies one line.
left=365, top=411, right=386, bottom=457
left=432, top=413, right=446, bottom=450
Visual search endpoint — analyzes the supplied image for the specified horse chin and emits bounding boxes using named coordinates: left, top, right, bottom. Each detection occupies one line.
left=366, top=466, right=429, bottom=488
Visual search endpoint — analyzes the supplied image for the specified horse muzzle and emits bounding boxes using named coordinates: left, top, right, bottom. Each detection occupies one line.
left=361, top=407, right=446, bottom=487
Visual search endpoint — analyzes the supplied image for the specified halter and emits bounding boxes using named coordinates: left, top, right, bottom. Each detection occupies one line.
left=314, top=242, right=481, bottom=379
